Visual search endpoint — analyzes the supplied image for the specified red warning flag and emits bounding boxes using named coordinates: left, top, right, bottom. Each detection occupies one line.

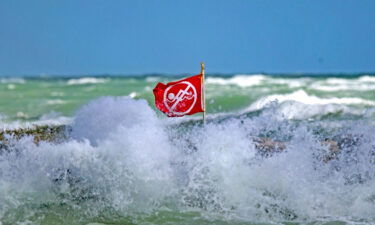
left=153, top=74, right=204, bottom=117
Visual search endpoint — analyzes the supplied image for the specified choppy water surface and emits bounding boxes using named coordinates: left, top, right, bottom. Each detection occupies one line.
left=0, top=74, right=375, bottom=225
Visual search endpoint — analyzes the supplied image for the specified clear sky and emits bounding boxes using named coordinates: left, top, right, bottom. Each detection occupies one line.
left=0, top=0, right=375, bottom=76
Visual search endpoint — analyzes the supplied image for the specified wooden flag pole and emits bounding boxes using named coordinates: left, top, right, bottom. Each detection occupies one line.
left=201, top=62, right=206, bottom=125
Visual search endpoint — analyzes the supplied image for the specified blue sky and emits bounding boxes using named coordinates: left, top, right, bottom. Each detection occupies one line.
left=0, top=0, right=374, bottom=75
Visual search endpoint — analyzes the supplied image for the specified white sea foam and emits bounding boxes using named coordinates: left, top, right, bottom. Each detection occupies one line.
left=248, top=90, right=375, bottom=112
left=16, top=111, right=29, bottom=119
left=0, top=115, right=72, bottom=130
left=268, top=78, right=311, bottom=88
left=206, top=75, right=266, bottom=87
left=310, top=76, right=375, bottom=92
left=206, top=75, right=375, bottom=92
left=7, top=84, right=16, bottom=90
left=71, top=97, right=160, bottom=145
left=1, top=92, right=375, bottom=224
left=45, top=99, right=67, bottom=105
left=0, top=98, right=175, bottom=219
left=207, top=75, right=313, bottom=89
left=312, top=84, right=375, bottom=92
left=145, top=76, right=162, bottom=82
left=358, top=75, right=375, bottom=82
left=276, top=101, right=362, bottom=120
left=1, top=97, right=375, bottom=224
left=325, top=78, right=349, bottom=85
left=128, top=92, right=137, bottom=98
left=67, top=77, right=108, bottom=85
left=242, top=90, right=375, bottom=120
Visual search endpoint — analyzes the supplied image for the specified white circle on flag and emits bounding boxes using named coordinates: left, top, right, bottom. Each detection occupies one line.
left=163, top=81, right=197, bottom=116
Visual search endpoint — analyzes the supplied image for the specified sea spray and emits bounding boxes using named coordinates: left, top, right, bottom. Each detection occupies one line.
left=1, top=97, right=375, bottom=224
left=0, top=97, right=177, bottom=223
left=71, top=97, right=161, bottom=145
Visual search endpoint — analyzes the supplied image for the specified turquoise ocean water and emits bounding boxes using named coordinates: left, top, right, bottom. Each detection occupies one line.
left=1, top=74, right=375, bottom=225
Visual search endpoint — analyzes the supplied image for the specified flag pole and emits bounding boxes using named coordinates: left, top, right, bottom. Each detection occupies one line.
left=201, top=62, right=206, bottom=125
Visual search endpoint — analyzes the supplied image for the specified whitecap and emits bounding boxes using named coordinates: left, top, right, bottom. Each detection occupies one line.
left=311, top=84, right=375, bottom=92
left=128, top=92, right=137, bottom=98
left=0, top=78, right=26, bottom=84
left=310, top=76, right=375, bottom=92
left=206, top=74, right=266, bottom=87
left=145, top=76, right=161, bottom=82
left=274, top=101, right=361, bottom=120
left=7, top=84, right=16, bottom=90
left=45, top=99, right=67, bottom=105
left=325, top=78, right=349, bottom=85
left=268, top=77, right=311, bottom=88
left=358, top=75, right=375, bottom=82
left=67, top=77, right=108, bottom=85
left=16, top=111, right=29, bottom=119
left=248, top=90, right=375, bottom=111
left=0, top=113, right=72, bottom=130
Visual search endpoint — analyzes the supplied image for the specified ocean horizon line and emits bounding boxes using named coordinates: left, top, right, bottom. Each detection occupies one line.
left=1, top=71, right=375, bottom=79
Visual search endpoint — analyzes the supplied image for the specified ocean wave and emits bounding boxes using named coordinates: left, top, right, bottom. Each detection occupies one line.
left=45, top=99, right=67, bottom=105
left=1, top=97, right=375, bottom=224
left=325, top=78, right=350, bottom=85
left=206, top=74, right=266, bottom=87
left=128, top=92, right=137, bottom=98
left=358, top=75, right=375, bottom=82
left=267, top=77, right=311, bottom=88
left=269, top=101, right=363, bottom=120
left=311, top=84, right=375, bottom=92
left=310, top=75, right=375, bottom=92
left=248, top=90, right=375, bottom=111
left=67, top=77, right=108, bottom=85
left=145, top=76, right=162, bottom=82
left=206, top=75, right=375, bottom=92
left=0, top=114, right=72, bottom=130
left=241, top=90, right=375, bottom=120
left=0, top=78, right=26, bottom=84
left=7, top=84, right=16, bottom=90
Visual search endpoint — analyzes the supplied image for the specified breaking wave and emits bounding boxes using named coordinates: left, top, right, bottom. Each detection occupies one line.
left=206, top=75, right=266, bottom=87
left=239, top=90, right=374, bottom=120
left=45, top=99, right=67, bottom=105
left=0, top=78, right=26, bottom=84
left=248, top=90, right=375, bottom=109
left=206, top=75, right=375, bottom=92
left=0, top=112, right=72, bottom=130
left=67, top=77, right=108, bottom=85
left=1, top=97, right=375, bottom=224
left=310, top=76, right=375, bottom=92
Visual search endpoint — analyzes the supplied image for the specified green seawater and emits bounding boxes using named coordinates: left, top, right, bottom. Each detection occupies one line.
left=1, top=74, right=375, bottom=122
